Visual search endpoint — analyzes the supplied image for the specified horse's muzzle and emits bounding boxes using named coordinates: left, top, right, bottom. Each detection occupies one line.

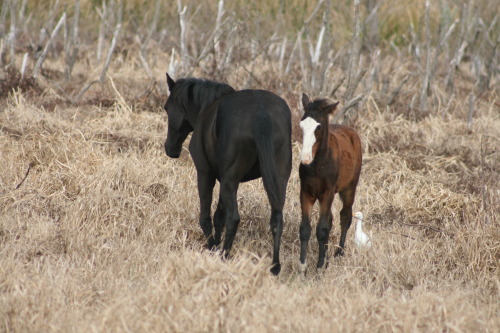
left=165, top=141, right=181, bottom=158
left=300, top=153, right=314, bottom=165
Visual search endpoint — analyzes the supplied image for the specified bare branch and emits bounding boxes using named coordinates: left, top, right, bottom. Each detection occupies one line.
left=20, top=52, right=28, bottom=79
left=330, top=76, right=345, bottom=97
left=14, top=163, right=33, bottom=190
left=387, top=74, right=411, bottom=106
left=419, top=0, right=431, bottom=114
left=33, top=12, right=67, bottom=79
left=332, top=94, right=364, bottom=123
left=99, top=22, right=121, bottom=83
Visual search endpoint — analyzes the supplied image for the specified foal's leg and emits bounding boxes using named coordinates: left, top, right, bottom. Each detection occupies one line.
left=299, top=191, right=316, bottom=275
left=316, top=192, right=334, bottom=269
left=220, top=180, right=240, bottom=258
left=213, top=193, right=225, bottom=247
left=334, top=187, right=355, bottom=257
left=197, top=173, right=216, bottom=249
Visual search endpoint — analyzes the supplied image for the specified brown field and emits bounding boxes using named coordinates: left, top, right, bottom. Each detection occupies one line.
left=0, top=1, right=499, bottom=332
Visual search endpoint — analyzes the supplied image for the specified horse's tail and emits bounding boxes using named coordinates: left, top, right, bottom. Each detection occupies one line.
left=254, top=107, right=282, bottom=210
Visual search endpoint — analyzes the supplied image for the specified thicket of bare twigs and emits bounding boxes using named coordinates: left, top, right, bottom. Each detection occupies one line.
left=0, top=0, right=498, bottom=332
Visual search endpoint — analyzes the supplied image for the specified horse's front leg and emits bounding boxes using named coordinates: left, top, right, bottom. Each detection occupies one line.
left=317, top=192, right=334, bottom=270
left=197, top=173, right=216, bottom=249
left=299, top=191, right=315, bottom=275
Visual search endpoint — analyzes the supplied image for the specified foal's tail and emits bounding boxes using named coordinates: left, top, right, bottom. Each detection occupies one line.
left=254, top=107, right=282, bottom=210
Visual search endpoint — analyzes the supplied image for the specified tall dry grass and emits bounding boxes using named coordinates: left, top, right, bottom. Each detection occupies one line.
left=1, top=0, right=499, bottom=332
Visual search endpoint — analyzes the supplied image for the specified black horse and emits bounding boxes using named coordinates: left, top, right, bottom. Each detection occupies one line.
left=164, top=74, right=292, bottom=275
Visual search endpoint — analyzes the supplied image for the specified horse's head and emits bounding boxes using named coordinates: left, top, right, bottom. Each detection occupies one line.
left=299, top=93, right=339, bottom=165
left=164, top=73, right=194, bottom=158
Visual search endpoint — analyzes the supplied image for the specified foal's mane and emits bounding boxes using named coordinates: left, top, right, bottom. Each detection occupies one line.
left=172, top=78, right=235, bottom=110
left=306, top=98, right=333, bottom=110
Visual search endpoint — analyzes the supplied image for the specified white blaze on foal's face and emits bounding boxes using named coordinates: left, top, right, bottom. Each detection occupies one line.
left=300, top=117, right=320, bottom=164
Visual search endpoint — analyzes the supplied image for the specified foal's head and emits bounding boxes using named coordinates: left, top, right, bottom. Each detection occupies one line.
left=299, top=93, right=340, bottom=165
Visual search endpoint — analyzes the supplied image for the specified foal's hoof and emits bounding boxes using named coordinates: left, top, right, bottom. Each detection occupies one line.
left=270, top=263, right=281, bottom=276
left=334, top=248, right=345, bottom=257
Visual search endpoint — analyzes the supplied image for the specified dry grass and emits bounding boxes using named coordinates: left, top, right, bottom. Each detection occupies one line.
left=0, top=1, right=499, bottom=332
left=1, top=74, right=498, bottom=331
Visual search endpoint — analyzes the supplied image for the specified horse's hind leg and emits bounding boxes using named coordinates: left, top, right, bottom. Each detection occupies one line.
left=334, top=187, right=355, bottom=257
left=220, top=180, right=240, bottom=258
left=213, top=193, right=225, bottom=247
left=316, top=192, right=334, bottom=270
left=197, top=173, right=216, bottom=249
left=269, top=209, right=283, bottom=275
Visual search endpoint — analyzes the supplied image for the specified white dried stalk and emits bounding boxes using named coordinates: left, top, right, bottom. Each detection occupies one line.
left=7, top=0, right=17, bottom=63
left=445, top=0, right=471, bottom=92
left=0, top=0, right=9, bottom=36
left=368, top=48, right=380, bottom=93
left=467, top=91, right=475, bottom=129
left=441, top=93, right=455, bottom=116
left=33, top=12, right=66, bottom=79
left=20, top=52, right=28, bottom=79
left=285, top=30, right=302, bottom=75
left=96, top=0, right=108, bottom=61
left=65, top=0, right=80, bottom=78
left=177, top=0, right=188, bottom=69
left=99, top=22, right=121, bottom=83
left=169, top=48, right=178, bottom=79
left=47, top=0, right=60, bottom=33
left=431, top=19, right=458, bottom=77
left=139, top=49, right=153, bottom=80
left=344, top=0, right=362, bottom=101
left=278, top=36, right=287, bottom=75
left=312, top=25, right=325, bottom=68
left=304, top=0, right=324, bottom=25
left=419, top=0, right=431, bottom=114
left=0, top=39, right=4, bottom=67
left=365, top=0, right=383, bottom=47
left=214, top=0, right=225, bottom=61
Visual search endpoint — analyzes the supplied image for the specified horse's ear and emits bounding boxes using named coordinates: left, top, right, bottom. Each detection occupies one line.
left=166, top=73, right=176, bottom=92
left=302, top=93, right=310, bottom=108
left=326, top=101, right=340, bottom=114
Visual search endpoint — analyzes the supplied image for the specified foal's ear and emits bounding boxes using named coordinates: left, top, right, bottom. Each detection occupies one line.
left=166, top=73, right=176, bottom=92
left=325, top=101, right=340, bottom=114
left=302, top=93, right=311, bottom=108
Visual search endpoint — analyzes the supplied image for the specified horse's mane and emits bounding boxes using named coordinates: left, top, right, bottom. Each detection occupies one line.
left=307, top=98, right=333, bottom=110
left=172, top=78, right=235, bottom=110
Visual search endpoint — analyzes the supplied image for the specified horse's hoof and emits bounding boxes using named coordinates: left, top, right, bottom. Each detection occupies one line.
left=334, top=248, right=345, bottom=257
left=298, top=261, right=307, bottom=277
left=270, top=263, right=281, bottom=276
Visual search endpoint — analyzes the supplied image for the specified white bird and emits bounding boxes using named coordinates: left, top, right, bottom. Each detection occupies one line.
left=353, top=212, right=372, bottom=248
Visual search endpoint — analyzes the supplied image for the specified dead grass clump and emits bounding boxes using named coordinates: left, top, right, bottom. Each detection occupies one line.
left=0, top=68, right=42, bottom=99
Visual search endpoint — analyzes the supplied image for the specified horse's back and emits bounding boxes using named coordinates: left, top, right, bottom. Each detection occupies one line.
left=216, top=89, right=291, bottom=142
left=214, top=89, right=292, bottom=183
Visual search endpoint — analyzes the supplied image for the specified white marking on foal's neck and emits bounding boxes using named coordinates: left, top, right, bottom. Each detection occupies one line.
left=300, top=117, right=320, bottom=164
